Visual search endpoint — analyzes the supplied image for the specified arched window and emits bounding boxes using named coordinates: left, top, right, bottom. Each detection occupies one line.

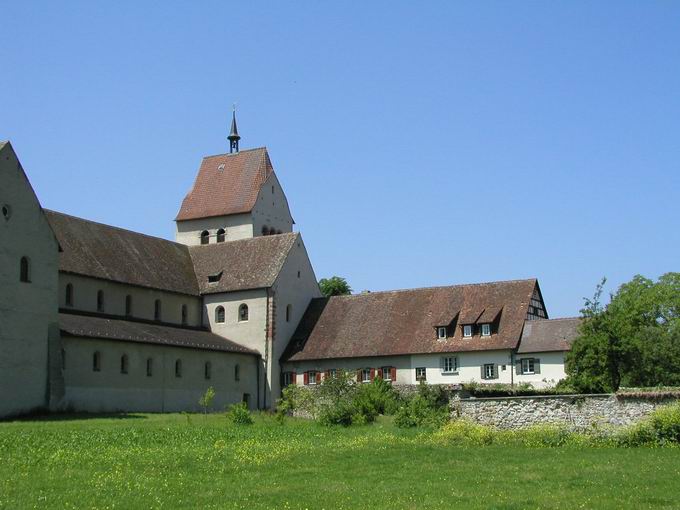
left=19, top=256, right=30, bottom=283
left=120, top=354, right=129, bottom=374
left=154, top=299, right=162, bottom=321
left=181, top=304, right=188, bottom=325
left=238, top=304, right=249, bottom=322
left=175, top=359, right=182, bottom=378
left=261, top=226, right=270, bottom=236
left=65, top=284, right=74, bottom=307
left=215, top=306, right=225, bottom=323
left=216, top=228, right=225, bottom=243
left=286, top=304, right=292, bottom=322
left=93, top=351, right=101, bottom=372
left=204, top=361, right=211, bottom=380
left=234, top=364, right=240, bottom=382
left=146, top=358, right=153, bottom=377
left=97, top=290, right=105, bottom=312
left=200, top=230, right=210, bottom=245
left=125, top=295, right=133, bottom=317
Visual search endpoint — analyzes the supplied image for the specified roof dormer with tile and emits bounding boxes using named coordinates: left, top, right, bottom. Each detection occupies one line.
left=175, top=146, right=294, bottom=245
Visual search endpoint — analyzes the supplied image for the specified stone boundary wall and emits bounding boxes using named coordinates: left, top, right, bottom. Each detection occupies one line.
left=453, top=394, right=679, bottom=430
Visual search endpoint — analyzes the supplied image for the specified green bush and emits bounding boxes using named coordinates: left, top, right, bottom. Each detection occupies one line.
left=394, top=383, right=449, bottom=429
left=616, top=401, right=680, bottom=446
left=226, top=402, right=253, bottom=425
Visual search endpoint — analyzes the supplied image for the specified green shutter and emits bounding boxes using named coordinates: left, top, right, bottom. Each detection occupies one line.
left=534, top=358, right=541, bottom=375
left=493, top=364, right=499, bottom=379
left=480, top=365, right=486, bottom=380
left=516, top=360, right=522, bottom=375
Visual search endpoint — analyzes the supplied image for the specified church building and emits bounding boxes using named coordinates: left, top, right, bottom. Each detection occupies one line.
left=0, top=115, right=579, bottom=418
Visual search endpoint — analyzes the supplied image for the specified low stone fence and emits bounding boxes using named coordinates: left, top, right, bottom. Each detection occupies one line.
left=453, top=394, right=679, bottom=430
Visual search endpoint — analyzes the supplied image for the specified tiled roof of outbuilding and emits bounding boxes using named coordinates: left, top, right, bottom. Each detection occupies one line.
left=283, top=279, right=540, bottom=361
left=517, top=317, right=580, bottom=353
left=175, top=147, right=273, bottom=221
left=60, top=313, right=259, bottom=355
left=189, top=233, right=298, bottom=294
left=45, top=210, right=199, bottom=295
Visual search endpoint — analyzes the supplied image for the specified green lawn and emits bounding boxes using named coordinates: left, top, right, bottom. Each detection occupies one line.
left=1, top=413, right=679, bottom=509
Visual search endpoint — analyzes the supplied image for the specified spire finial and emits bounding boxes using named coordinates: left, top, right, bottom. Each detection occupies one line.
left=228, top=104, right=240, bottom=153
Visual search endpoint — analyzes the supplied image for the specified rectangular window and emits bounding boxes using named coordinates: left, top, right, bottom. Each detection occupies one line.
left=481, top=323, right=491, bottom=336
left=308, top=371, right=317, bottom=385
left=283, top=372, right=294, bottom=386
left=328, top=368, right=337, bottom=379
left=483, top=363, right=495, bottom=379
left=463, top=325, right=473, bottom=337
left=382, top=367, right=392, bottom=380
left=361, top=368, right=371, bottom=383
left=442, top=356, right=458, bottom=374
left=521, top=358, right=535, bottom=375
left=437, top=327, right=447, bottom=339
left=415, top=367, right=427, bottom=381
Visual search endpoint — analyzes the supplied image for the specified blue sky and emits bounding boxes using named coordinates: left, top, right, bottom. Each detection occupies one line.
left=2, top=1, right=678, bottom=317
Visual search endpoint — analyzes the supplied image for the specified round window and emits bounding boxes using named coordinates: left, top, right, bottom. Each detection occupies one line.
left=1, top=204, right=10, bottom=221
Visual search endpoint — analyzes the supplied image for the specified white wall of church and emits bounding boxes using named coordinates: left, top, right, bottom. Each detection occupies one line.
left=0, top=142, right=60, bottom=418
left=175, top=213, right=253, bottom=245
left=61, top=336, right=259, bottom=412
left=252, top=173, right=294, bottom=237
left=58, top=274, right=202, bottom=327
left=270, top=236, right=322, bottom=399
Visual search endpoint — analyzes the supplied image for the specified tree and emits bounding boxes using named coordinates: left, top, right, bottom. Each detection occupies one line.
left=319, top=276, right=352, bottom=297
left=199, top=386, right=216, bottom=415
left=565, top=273, right=680, bottom=392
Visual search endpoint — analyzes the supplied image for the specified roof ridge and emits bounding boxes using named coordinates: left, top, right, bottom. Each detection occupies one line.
left=329, top=278, right=538, bottom=298
left=45, top=209, right=186, bottom=249
left=531, top=316, right=581, bottom=321
left=201, top=146, right=268, bottom=160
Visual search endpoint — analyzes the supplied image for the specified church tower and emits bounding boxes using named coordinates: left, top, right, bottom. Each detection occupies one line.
left=174, top=112, right=294, bottom=245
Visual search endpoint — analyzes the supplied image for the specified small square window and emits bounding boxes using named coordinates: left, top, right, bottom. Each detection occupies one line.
left=415, top=367, right=427, bottom=381
left=283, top=372, right=294, bottom=386
left=361, top=368, right=371, bottom=383
left=463, top=325, right=473, bottom=337
left=382, top=367, right=391, bottom=380
left=481, top=323, right=491, bottom=336
left=437, top=327, right=447, bottom=340
left=521, top=358, right=535, bottom=375
left=483, top=363, right=495, bottom=379
left=308, top=371, right=317, bottom=385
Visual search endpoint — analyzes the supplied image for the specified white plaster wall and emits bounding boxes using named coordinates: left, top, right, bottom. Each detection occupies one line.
left=62, top=336, right=259, bottom=412
left=203, top=289, right=269, bottom=407
left=175, top=213, right=253, bottom=245
left=58, top=274, right=202, bottom=327
left=0, top=143, right=60, bottom=417
left=270, top=236, right=321, bottom=399
left=283, top=350, right=517, bottom=386
left=252, top=173, right=294, bottom=237
left=411, top=350, right=515, bottom=385
left=282, top=356, right=413, bottom=385
left=514, top=351, right=567, bottom=388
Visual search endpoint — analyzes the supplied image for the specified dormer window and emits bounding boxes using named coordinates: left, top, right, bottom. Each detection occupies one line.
left=208, top=271, right=223, bottom=284
left=481, top=323, right=491, bottom=336
left=463, top=325, right=473, bottom=337
left=437, top=327, right=447, bottom=340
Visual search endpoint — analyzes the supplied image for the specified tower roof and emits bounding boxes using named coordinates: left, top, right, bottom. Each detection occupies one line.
left=228, top=110, right=240, bottom=142
left=175, top=147, right=274, bottom=221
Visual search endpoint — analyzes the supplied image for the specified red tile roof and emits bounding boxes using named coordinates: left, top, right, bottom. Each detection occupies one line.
left=283, top=279, right=540, bottom=361
left=517, top=317, right=581, bottom=353
left=175, top=147, right=273, bottom=221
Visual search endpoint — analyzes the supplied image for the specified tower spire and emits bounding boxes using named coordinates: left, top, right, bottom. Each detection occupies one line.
left=228, top=105, right=240, bottom=153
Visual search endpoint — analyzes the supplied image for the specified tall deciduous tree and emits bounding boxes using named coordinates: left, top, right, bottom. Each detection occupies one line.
left=319, top=276, right=352, bottom=297
left=566, top=273, right=680, bottom=392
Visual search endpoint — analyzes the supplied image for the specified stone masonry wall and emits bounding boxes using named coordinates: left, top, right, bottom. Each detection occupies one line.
left=454, top=394, right=679, bottom=430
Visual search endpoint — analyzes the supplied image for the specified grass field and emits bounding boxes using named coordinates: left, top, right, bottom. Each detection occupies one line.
left=1, top=413, right=679, bottom=509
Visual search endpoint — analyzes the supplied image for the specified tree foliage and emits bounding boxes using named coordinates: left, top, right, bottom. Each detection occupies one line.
left=565, top=273, right=680, bottom=392
left=319, top=276, right=352, bottom=297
